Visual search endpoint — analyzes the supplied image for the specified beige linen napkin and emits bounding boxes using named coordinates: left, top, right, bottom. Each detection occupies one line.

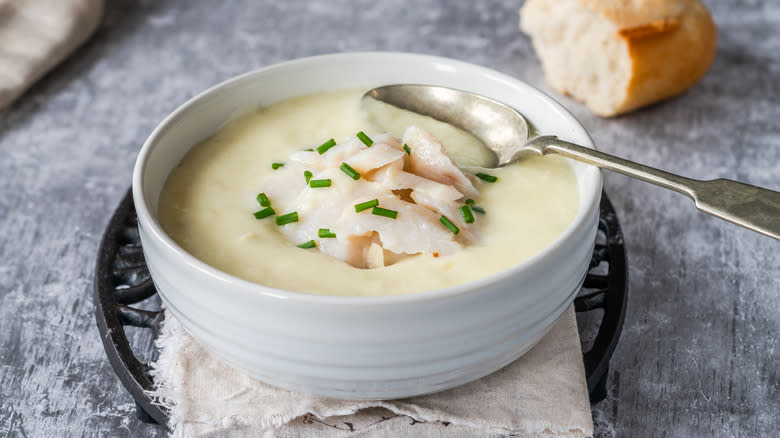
left=0, top=0, right=103, bottom=110
left=148, top=306, right=593, bottom=437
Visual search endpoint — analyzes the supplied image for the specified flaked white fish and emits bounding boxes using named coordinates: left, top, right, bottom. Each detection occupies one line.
left=403, top=126, right=479, bottom=199
left=258, top=127, right=483, bottom=268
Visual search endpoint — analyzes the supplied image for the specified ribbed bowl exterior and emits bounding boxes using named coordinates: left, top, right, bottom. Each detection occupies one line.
left=133, top=52, right=602, bottom=400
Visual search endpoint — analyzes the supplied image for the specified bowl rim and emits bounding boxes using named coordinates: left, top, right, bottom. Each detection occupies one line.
left=132, top=51, right=602, bottom=306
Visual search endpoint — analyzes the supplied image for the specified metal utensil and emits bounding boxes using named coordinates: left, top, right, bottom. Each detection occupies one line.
left=363, top=84, right=780, bottom=239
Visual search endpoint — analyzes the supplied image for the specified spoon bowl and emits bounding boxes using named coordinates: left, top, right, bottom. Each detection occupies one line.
left=364, top=84, right=529, bottom=167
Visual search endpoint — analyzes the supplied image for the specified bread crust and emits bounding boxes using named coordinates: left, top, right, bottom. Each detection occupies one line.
left=618, top=1, right=717, bottom=115
left=520, top=0, right=717, bottom=116
left=580, top=0, right=686, bottom=30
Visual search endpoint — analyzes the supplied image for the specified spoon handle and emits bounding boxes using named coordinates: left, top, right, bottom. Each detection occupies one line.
left=530, top=136, right=780, bottom=240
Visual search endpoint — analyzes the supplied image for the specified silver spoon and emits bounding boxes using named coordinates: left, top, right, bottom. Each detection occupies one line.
left=363, top=84, right=780, bottom=240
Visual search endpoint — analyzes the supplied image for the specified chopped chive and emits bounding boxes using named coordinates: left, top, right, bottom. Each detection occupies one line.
left=316, top=138, right=337, bottom=154
left=253, top=207, right=275, bottom=219
left=465, top=199, right=475, bottom=206
left=339, top=162, right=361, bottom=180
left=475, top=172, right=498, bottom=183
left=356, top=131, right=373, bottom=147
left=472, top=205, right=486, bottom=214
left=272, top=162, right=285, bottom=170
left=297, top=240, right=316, bottom=249
left=318, top=228, right=337, bottom=238
left=354, top=199, right=379, bottom=213
left=459, top=205, right=475, bottom=224
left=275, top=211, right=299, bottom=226
left=304, top=170, right=313, bottom=184
left=402, top=144, right=411, bottom=155
left=256, top=193, right=271, bottom=207
left=309, top=178, right=332, bottom=188
left=303, top=148, right=314, bottom=152
left=372, top=206, right=398, bottom=219
left=440, top=215, right=460, bottom=234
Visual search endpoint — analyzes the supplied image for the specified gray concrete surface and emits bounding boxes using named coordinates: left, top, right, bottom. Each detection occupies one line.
left=0, top=0, right=777, bottom=436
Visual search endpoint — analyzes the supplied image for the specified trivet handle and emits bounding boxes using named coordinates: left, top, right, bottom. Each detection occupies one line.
left=528, top=136, right=780, bottom=240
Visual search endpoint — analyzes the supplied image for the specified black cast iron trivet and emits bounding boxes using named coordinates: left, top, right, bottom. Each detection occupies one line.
left=94, top=188, right=628, bottom=426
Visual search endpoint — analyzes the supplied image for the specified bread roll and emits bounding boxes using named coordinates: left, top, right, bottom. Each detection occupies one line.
left=519, top=0, right=717, bottom=117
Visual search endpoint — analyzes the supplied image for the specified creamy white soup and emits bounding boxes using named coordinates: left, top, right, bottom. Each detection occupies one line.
left=158, top=89, right=579, bottom=296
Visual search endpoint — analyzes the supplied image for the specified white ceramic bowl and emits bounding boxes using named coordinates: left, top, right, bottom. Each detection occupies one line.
left=133, top=52, right=601, bottom=400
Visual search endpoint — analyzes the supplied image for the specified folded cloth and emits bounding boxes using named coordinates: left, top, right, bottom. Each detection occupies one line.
left=0, top=0, right=103, bottom=110
left=148, top=306, right=593, bottom=437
